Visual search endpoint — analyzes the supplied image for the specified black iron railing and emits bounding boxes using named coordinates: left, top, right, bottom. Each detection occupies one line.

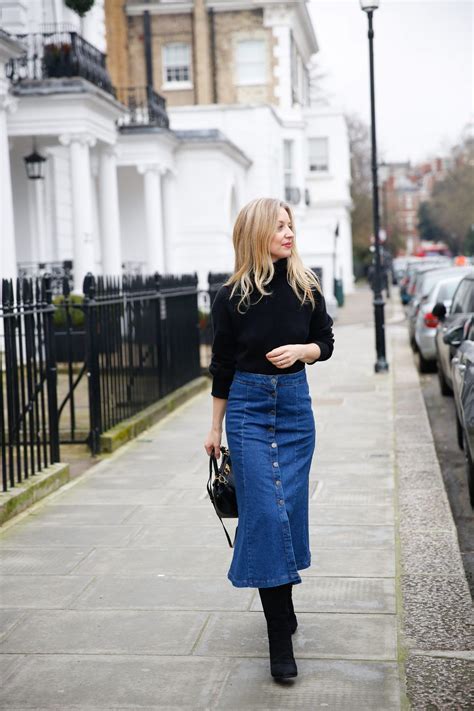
left=1, top=271, right=202, bottom=489
left=0, top=277, right=60, bottom=492
left=117, top=86, right=170, bottom=129
left=5, top=28, right=115, bottom=96
left=81, top=272, right=200, bottom=453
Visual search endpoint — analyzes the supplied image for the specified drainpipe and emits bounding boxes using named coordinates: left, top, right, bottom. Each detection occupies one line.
left=209, top=8, right=217, bottom=103
left=143, top=10, right=154, bottom=88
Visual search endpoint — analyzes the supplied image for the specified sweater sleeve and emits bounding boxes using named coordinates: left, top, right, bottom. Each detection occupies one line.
left=306, top=291, right=335, bottom=364
left=209, top=287, right=237, bottom=399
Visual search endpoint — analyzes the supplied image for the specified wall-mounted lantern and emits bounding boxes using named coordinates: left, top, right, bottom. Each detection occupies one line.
left=24, top=141, right=47, bottom=180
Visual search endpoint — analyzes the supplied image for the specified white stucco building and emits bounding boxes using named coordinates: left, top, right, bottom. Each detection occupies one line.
left=0, top=0, right=354, bottom=305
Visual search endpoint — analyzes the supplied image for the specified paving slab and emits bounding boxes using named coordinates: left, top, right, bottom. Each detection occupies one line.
left=0, top=524, right=141, bottom=548
left=250, top=577, right=396, bottom=614
left=310, top=504, right=395, bottom=525
left=313, top=487, right=394, bottom=506
left=194, top=611, right=398, bottom=660
left=0, top=547, right=93, bottom=575
left=0, top=610, right=209, bottom=655
left=122, top=505, right=222, bottom=526
left=0, top=575, right=93, bottom=609
left=0, top=655, right=231, bottom=709
left=72, top=576, right=254, bottom=611
left=28, top=504, right=138, bottom=525
left=129, top=524, right=235, bottom=548
left=73, top=546, right=232, bottom=577
left=0, top=610, right=25, bottom=641
left=214, top=658, right=401, bottom=711
left=308, top=524, right=394, bottom=549
left=304, top=545, right=396, bottom=578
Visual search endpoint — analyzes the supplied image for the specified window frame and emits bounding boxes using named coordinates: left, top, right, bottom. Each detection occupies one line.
left=234, top=38, right=267, bottom=87
left=162, top=42, right=193, bottom=90
left=308, top=137, right=329, bottom=173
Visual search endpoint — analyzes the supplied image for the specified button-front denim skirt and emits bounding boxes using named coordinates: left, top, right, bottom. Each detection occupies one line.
left=225, top=368, right=316, bottom=588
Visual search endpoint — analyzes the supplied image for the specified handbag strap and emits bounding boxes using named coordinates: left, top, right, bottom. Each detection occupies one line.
left=208, top=452, right=235, bottom=549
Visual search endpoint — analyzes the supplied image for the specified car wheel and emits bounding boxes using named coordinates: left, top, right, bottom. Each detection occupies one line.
left=456, top=414, right=464, bottom=450
left=437, top=361, right=453, bottom=396
left=416, top=348, right=435, bottom=374
left=462, top=431, right=474, bottom=508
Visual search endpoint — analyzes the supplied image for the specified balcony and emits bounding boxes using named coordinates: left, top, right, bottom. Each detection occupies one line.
left=5, top=27, right=115, bottom=97
left=117, top=86, right=170, bottom=130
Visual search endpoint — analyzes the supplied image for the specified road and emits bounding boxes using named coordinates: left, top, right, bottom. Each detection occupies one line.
left=418, top=367, right=474, bottom=598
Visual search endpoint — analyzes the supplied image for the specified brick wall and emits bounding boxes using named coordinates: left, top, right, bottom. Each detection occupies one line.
left=104, top=0, right=130, bottom=89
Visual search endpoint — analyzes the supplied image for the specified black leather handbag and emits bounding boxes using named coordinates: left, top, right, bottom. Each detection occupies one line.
left=207, top=445, right=238, bottom=547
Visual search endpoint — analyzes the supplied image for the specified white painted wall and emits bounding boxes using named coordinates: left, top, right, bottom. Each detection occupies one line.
left=117, top=165, right=147, bottom=267
left=169, top=105, right=283, bottom=202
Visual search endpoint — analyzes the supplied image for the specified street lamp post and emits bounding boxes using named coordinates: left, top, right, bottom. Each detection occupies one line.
left=360, top=0, right=388, bottom=372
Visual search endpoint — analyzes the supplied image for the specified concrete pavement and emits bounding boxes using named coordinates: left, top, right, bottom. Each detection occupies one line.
left=0, top=286, right=471, bottom=709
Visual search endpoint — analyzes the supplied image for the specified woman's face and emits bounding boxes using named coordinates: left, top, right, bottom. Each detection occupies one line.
left=269, top=207, right=294, bottom=262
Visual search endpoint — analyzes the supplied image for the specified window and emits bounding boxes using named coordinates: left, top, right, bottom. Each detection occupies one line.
left=235, top=39, right=266, bottom=85
left=308, top=138, right=329, bottom=172
left=283, top=140, right=300, bottom=204
left=451, top=280, right=472, bottom=314
left=162, top=43, right=191, bottom=85
left=283, top=140, right=294, bottom=189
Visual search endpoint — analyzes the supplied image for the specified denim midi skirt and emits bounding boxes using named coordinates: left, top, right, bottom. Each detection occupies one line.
left=225, top=368, right=316, bottom=588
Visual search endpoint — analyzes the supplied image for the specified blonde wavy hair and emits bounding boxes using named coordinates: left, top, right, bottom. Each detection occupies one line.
left=225, top=197, right=322, bottom=313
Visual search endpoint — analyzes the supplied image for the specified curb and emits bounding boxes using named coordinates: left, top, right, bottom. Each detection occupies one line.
left=392, top=320, right=473, bottom=708
left=0, top=462, right=70, bottom=526
left=99, top=376, right=209, bottom=453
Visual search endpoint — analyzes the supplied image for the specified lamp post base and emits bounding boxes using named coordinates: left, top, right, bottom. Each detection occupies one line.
left=375, top=358, right=389, bottom=373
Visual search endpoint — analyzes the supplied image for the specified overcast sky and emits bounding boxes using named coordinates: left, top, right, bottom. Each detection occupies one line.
left=308, top=0, right=473, bottom=164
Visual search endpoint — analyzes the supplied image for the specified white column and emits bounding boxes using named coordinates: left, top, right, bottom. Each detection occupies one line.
left=138, top=164, right=165, bottom=274
left=0, top=93, right=18, bottom=282
left=162, top=169, right=178, bottom=274
left=34, top=178, right=47, bottom=264
left=99, top=146, right=122, bottom=275
left=59, top=133, right=96, bottom=292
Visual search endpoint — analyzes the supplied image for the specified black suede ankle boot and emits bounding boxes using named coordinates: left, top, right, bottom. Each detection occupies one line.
left=287, top=584, right=298, bottom=634
left=259, top=584, right=298, bottom=680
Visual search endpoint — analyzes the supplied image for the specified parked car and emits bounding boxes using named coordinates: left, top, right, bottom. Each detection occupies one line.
left=400, top=257, right=451, bottom=305
left=450, top=316, right=474, bottom=506
left=433, top=274, right=474, bottom=396
left=413, top=271, right=473, bottom=372
left=408, top=266, right=473, bottom=346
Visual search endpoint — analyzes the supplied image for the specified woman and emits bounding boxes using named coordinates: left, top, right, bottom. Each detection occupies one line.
left=204, top=197, right=334, bottom=680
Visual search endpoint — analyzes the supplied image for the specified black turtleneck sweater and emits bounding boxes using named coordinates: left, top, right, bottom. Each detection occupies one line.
left=209, top=258, right=335, bottom=398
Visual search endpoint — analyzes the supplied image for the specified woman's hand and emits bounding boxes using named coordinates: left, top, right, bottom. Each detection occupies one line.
left=266, top=343, right=321, bottom=368
left=204, top=427, right=222, bottom=458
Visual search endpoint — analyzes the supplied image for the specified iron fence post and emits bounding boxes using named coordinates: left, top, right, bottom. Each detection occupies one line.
left=43, top=275, right=60, bottom=462
left=84, top=273, right=102, bottom=454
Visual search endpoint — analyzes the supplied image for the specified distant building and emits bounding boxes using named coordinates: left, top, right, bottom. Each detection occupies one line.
left=379, top=157, right=453, bottom=255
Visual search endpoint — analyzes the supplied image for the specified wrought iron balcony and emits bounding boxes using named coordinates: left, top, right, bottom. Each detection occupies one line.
left=117, top=86, right=169, bottom=129
left=5, top=27, right=115, bottom=96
